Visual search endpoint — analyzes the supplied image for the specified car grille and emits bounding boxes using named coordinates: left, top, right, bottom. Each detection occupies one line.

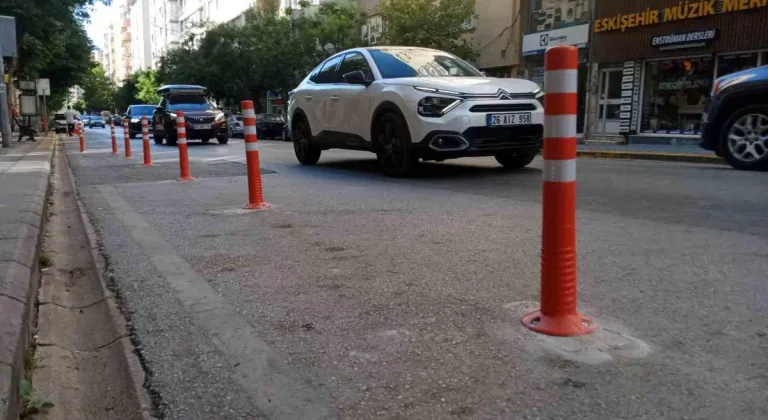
left=469, top=104, right=537, bottom=113
left=463, top=125, right=543, bottom=150
left=186, top=116, right=215, bottom=124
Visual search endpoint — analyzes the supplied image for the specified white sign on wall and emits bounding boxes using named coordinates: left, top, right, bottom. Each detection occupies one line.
left=522, top=24, right=590, bottom=56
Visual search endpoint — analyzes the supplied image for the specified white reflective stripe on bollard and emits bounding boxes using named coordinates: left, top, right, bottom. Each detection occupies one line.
left=245, top=142, right=259, bottom=152
left=176, top=117, right=185, bottom=124
left=543, top=69, right=579, bottom=94
left=177, top=127, right=186, bottom=135
left=543, top=115, right=578, bottom=139
left=177, top=138, right=188, bottom=144
left=542, top=159, right=576, bottom=183
left=243, top=126, right=257, bottom=136
left=242, top=109, right=256, bottom=118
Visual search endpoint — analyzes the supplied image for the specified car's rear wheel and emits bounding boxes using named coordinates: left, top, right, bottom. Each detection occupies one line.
left=720, top=105, right=768, bottom=171
left=375, top=113, right=417, bottom=177
left=153, top=130, right=164, bottom=144
left=216, top=135, right=229, bottom=144
left=494, top=152, right=537, bottom=170
left=166, top=131, right=178, bottom=146
left=201, top=138, right=210, bottom=143
left=293, top=117, right=321, bottom=165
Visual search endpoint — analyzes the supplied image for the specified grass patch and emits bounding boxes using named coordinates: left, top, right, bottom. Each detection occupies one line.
left=21, top=348, right=54, bottom=417
left=39, top=253, right=53, bottom=268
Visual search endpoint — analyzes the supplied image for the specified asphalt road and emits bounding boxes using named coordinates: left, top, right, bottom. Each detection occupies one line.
left=65, top=127, right=768, bottom=420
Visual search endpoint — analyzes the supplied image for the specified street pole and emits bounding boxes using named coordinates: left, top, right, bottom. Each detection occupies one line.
left=0, top=44, right=12, bottom=147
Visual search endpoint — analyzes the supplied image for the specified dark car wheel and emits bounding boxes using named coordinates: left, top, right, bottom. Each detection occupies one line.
left=375, top=112, right=417, bottom=177
left=154, top=134, right=164, bottom=145
left=720, top=105, right=768, bottom=171
left=201, top=138, right=210, bottom=143
left=216, top=135, right=229, bottom=144
left=166, top=131, right=178, bottom=146
left=293, top=118, right=321, bottom=165
left=494, top=152, right=537, bottom=170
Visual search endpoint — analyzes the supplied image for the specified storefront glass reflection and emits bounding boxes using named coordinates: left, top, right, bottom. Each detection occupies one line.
left=716, top=52, right=759, bottom=78
left=641, top=58, right=713, bottom=135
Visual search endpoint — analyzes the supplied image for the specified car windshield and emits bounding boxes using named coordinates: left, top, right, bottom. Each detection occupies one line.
left=167, top=95, right=214, bottom=111
left=130, top=106, right=155, bottom=116
left=368, top=48, right=483, bottom=79
left=54, top=114, right=65, bottom=120
left=91, top=115, right=103, bottom=120
left=260, top=114, right=283, bottom=122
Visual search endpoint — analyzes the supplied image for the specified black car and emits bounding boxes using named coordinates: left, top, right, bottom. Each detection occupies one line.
left=153, top=85, right=228, bottom=145
left=255, top=114, right=286, bottom=139
left=700, top=65, right=768, bottom=171
left=124, top=105, right=156, bottom=137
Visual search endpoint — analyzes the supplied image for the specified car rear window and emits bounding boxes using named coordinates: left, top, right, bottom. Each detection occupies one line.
left=167, top=95, right=214, bottom=111
left=131, top=106, right=155, bottom=115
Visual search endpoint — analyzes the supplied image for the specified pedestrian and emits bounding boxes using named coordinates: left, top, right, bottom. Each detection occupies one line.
left=10, top=105, right=20, bottom=133
left=64, top=105, right=77, bottom=136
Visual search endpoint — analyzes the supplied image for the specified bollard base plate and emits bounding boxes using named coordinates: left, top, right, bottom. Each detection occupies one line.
left=521, top=310, right=596, bottom=337
left=178, top=176, right=196, bottom=182
left=142, top=163, right=153, bottom=167
left=244, top=202, right=270, bottom=210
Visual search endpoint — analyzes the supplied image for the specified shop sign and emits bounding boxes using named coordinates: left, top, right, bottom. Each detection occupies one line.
left=522, top=24, right=589, bottom=56
left=618, top=61, right=643, bottom=134
left=593, top=0, right=768, bottom=33
left=652, top=29, right=717, bottom=50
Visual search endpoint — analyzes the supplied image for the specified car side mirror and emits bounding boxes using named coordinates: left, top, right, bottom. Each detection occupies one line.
left=155, top=106, right=164, bottom=113
left=343, top=70, right=371, bottom=86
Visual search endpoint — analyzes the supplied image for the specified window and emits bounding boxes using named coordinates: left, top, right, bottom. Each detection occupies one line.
left=362, top=15, right=383, bottom=45
left=167, top=95, right=215, bottom=111
left=313, top=55, right=344, bottom=84
left=716, top=52, right=758, bottom=78
left=338, top=53, right=373, bottom=81
left=369, top=47, right=483, bottom=79
left=641, top=58, right=713, bottom=135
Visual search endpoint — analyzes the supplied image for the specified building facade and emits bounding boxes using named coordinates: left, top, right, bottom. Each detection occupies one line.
left=519, top=0, right=591, bottom=134
left=588, top=0, right=768, bottom=143
left=130, top=0, right=153, bottom=70
left=149, top=0, right=181, bottom=68
left=103, top=24, right=115, bottom=82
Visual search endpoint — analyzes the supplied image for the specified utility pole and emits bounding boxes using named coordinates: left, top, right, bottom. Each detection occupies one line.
left=0, top=43, right=12, bottom=148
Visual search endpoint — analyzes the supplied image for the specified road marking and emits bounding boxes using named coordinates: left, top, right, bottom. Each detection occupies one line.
left=96, top=185, right=333, bottom=419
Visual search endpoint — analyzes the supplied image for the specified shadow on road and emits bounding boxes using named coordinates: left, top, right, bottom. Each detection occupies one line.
left=315, top=158, right=542, bottom=180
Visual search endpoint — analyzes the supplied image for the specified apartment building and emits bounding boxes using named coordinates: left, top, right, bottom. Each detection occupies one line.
left=103, top=25, right=115, bottom=81
left=358, top=0, right=524, bottom=77
left=130, top=0, right=153, bottom=70
left=150, top=0, right=181, bottom=67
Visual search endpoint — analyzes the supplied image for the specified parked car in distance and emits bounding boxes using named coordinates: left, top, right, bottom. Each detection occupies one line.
left=700, top=65, right=768, bottom=171
left=101, top=111, right=113, bottom=125
left=89, top=114, right=105, bottom=128
left=53, top=113, right=68, bottom=133
left=82, top=115, right=92, bottom=126
left=152, top=85, right=228, bottom=145
left=124, top=105, right=156, bottom=137
left=288, top=46, right=544, bottom=176
left=256, top=114, right=286, bottom=139
left=227, top=115, right=244, bottom=138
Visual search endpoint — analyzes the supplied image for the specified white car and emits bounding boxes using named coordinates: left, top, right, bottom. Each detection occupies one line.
left=227, top=115, right=244, bottom=137
left=287, top=46, right=545, bottom=176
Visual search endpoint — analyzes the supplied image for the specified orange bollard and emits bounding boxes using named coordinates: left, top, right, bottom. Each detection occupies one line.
left=141, top=116, right=152, bottom=166
left=123, top=117, right=132, bottom=158
left=241, top=101, right=269, bottom=209
left=176, top=111, right=194, bottom=181
left=110, top=118, right=118, bottom=154
left=521, top=45, right=595, bottom=337
left=79, top=122, right=86, bottom=152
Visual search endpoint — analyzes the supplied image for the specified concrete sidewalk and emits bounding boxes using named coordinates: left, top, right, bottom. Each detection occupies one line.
left=577, top=143, right=724, bottom=164
left=0, top=135, right=57, bottom=420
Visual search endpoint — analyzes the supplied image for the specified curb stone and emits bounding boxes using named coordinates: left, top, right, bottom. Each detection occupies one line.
left=61, top=143, right=158, bottom=419
left=0, top=135, right=56, bottom=420
left=575, top=150, right=726, bottom=165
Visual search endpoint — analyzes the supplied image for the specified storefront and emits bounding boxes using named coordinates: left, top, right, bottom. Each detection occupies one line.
left=589, top=0, right=768, bottom=140
left=520, top=0, right=592, bottom=133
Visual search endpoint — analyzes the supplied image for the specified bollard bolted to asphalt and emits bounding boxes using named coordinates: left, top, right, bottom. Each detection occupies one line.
left=78, top=122, right=85, bottom=152
left=141, top=116, right=152, bottom=167
left=241, top=100, right=270, bottom=209
left=110, top=118, right=118, bottom=154
left=123, top=117, right=132, bottom=158
left=176, top=111, right=194, bottom=181
left=521, top=45, right=596, bottom=337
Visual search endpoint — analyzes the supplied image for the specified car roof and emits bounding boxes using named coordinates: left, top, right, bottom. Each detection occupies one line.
left=157, top=84, right=207, bottom=95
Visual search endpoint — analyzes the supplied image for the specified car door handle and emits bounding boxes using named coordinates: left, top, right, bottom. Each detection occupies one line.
left=304, top=95, right=313, bottom=101
left=330, top=95, right=339, bottom=101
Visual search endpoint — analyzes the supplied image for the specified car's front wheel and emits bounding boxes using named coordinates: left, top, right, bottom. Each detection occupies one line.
left=216, top=135, right=229, bottom=144
left=720, top=105, right=768, bottom=171
left=293, top=118, right=321, bottom=165
left=375, top=113, right=417, bottom=177
left=166, top=131, right=178, bottom=146
left=494, top=152, right=537, bottom=170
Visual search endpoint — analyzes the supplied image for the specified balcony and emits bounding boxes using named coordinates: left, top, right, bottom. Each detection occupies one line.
left=121, top=32, right=131, bottom=43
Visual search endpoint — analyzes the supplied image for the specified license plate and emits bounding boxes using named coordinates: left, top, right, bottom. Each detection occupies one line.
left=487, top=113, right=532, bottom=126
left=193, top=124, right=211, bottom=130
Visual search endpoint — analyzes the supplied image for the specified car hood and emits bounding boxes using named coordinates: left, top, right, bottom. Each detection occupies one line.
left=714, top=65, right=768, bottom=94
left=380, top=77, right=540, bottom=95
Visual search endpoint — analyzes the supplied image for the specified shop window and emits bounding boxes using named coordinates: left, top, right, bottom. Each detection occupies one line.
left=716, top=53, right=758, bottom=78
left=641, top=58, right=713, bottom=135
left=762, top=51, right=768, bottom=66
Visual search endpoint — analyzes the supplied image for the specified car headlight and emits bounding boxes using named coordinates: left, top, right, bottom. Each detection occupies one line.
left=418, top=96, right=462, bottom=117
left=169, top=112, right=177, bottom=119
left=535, top=91, right=544, bottom=106
left=215, top=113, right=225, bottom=122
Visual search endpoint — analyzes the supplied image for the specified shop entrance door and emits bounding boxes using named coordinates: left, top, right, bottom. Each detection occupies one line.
left=597, top=68, right=624, bottom=134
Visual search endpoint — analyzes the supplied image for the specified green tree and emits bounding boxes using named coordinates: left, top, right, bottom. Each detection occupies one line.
left=81, top=63, right=114, bottom=112
left=2, top=0, right=112, bottom=111
left=376, top=0, right=477, bottom=59
left=114, top=77, right=140, bottom=113
left=135, top=69, right=161, bottom=104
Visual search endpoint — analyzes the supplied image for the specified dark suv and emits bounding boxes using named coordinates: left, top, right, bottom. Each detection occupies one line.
left=701, top=65, right=768, bottom=171
left=124, top=105, right=156, bottom=137
left=152, top=85, right=228, bottom=145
